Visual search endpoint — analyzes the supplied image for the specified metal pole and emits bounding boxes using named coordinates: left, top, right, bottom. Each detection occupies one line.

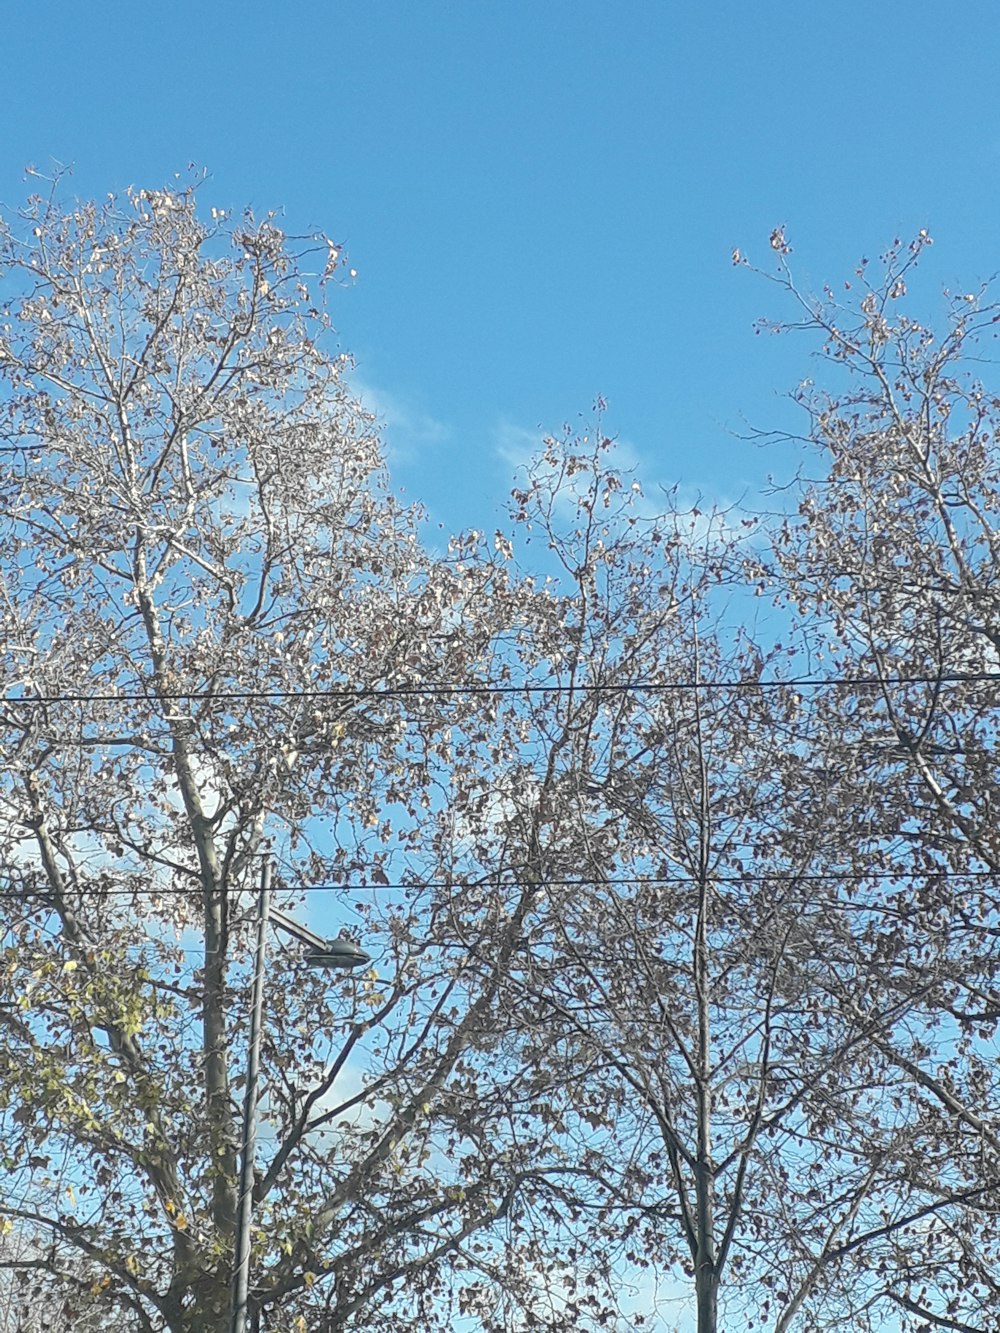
left=231, top=860, right=271, bottom=1333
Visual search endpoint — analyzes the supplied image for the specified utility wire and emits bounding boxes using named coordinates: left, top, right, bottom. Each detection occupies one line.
left=1, top=870, right=996, bottom=899
left=2, top=670, right=1000, bottom=707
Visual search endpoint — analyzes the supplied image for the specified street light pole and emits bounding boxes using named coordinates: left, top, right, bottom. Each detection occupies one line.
left=229, top=868, right=372, bottom=1333
left=230, top=860, right=270, bottom=1333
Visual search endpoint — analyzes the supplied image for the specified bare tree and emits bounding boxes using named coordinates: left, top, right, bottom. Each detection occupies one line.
left=739, top=234, right=1000, bottom=1330
left=447, top=428, right=1000, bottom=1332
left=0, top=176, right=619, bottom=1333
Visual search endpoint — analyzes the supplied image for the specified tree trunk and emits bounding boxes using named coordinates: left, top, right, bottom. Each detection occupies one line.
left=696, top=1265, right=718, bottom=1333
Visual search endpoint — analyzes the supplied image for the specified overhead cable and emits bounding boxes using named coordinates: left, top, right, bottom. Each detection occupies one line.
left=1, top=869, right=995, bottom=898
left=2, top=669, right=1000, bottom=707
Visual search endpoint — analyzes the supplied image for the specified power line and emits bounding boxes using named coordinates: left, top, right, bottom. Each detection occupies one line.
left=0, top=870, right=996, bottom=899
left=286, top=871, right=993, bottom=891
left=2, top=669, right=1000, bottom=708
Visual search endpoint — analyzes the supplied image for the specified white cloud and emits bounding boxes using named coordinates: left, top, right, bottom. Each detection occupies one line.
left=352, top=379, right=449, bottom=466
left=494, top=420, right=550, bottom=475
left=493, top=418, right=754, bottom=546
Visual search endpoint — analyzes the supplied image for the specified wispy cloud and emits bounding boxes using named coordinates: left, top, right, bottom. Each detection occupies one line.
left=494, top=420, right=551, bottom=475
left=493, top=418, right=754, bottom=543
left=352, top=379, right=449, bottom=466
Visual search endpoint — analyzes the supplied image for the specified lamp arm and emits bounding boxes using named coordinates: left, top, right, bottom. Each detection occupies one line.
left=269, top=906, right=327, bottom=952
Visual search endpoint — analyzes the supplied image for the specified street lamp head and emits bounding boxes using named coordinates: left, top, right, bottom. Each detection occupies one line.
left=304, top=938, right=372, bottom=970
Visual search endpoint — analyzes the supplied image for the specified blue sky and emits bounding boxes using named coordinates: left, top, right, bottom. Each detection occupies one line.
left=6, top=0, right=1000, bottom=532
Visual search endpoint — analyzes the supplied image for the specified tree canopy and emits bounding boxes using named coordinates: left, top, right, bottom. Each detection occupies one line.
left=0, top=181, right=997, bottom=1333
